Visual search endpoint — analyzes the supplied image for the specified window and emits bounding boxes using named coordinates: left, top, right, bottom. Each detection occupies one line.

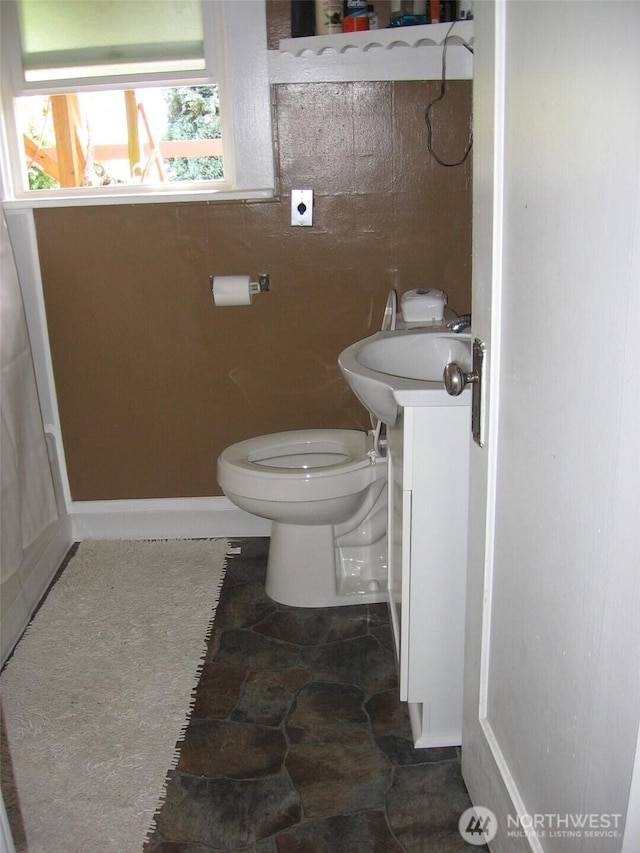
left=18, top=86, right=225, bottom=190
left=0, top=0, right=275, bottom=206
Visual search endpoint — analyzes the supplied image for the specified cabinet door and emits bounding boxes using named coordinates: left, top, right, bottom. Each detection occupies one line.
left=386, top=417, right=404, bottom=675
left=387, top=410, right=415, bottom=702
left=388, top=405, right=469, bottom=738
left=407, top=406, right=469, bottom=735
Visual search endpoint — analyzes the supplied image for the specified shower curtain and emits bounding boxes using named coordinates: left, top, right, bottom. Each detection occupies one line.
left=1, top=208, right=60, bottom=665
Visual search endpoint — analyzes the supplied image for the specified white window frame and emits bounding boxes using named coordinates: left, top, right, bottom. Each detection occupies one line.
left=0, top=0, right=276, bottom=208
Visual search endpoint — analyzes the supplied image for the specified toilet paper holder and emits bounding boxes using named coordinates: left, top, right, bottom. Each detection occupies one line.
left=252, top=273, right=270, bottom=294
left=209, top=272, right=270, bottom=296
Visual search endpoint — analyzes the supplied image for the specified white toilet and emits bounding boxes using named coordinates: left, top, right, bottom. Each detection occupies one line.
left=216, top=289, right=452, bottom=608
left=217, top=427, right=388, bottom=607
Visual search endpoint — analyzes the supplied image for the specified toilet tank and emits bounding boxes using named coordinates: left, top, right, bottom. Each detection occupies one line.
left=400, top=288, right=448, bottom=325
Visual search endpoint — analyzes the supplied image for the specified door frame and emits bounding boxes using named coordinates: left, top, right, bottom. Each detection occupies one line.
left=461, top=3, right=640, bottom=851
left=460, top=2, right=533, bottom=848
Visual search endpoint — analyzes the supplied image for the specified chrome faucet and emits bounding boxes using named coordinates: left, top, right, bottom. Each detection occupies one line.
left=447, top=314, right=472, bottom=333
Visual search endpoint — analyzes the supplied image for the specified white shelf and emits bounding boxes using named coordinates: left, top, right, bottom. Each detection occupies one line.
left=268, top=21, right=473, bottom=83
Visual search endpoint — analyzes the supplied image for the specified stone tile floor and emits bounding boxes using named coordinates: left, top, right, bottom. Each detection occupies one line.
left=144, top=538, right=483, bottom=852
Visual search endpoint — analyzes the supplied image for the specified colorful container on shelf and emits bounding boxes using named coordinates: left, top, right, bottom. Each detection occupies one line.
left=342, top=0, right=369, bottom=32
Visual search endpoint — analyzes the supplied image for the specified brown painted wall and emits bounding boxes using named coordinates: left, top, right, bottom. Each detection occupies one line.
left=35, top=76, right=472, bottom=500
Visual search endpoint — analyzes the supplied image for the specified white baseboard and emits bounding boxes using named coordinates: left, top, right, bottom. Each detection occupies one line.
left=409, top=702, right=461, bottom=749
left=1, top=516, right=74, bottom=667
left=0, top=789, right=16, bottom=853
left=69, top=496, right=271, bottom=540
left=2, top=499, right=268, bottom=666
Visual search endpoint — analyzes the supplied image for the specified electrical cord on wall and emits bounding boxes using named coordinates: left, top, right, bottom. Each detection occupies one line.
left=425, top=22, right=474, bottom=167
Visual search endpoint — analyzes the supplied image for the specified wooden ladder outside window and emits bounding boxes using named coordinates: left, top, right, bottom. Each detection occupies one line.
left=124, top=89, right=166, bottom=183
left=23, top=91, right=223, bottom=188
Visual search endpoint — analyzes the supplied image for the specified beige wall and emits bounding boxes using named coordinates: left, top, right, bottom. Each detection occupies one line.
left=35, top=30, right=472, bottom=501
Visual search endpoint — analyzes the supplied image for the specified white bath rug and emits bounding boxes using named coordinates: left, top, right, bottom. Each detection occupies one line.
left=0, top=538, right=228, bottom=853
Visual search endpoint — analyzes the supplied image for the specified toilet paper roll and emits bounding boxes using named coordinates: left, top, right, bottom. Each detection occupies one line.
left=212, top=275, right=252, bottom=306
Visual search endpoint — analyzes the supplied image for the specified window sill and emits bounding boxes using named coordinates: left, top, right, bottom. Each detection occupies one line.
left=1, top=186, right=277, bottom=210
left=268, top=21, right=474, bottom=83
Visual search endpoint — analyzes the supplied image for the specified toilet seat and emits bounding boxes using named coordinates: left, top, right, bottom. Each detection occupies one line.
left=217, top=428, right=384, bottom=503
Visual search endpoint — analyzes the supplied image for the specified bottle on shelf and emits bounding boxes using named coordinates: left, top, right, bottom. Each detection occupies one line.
left=291, top=0, right=316, bottom=37
left=386, top=0, right=460, bottom=26
left=388, top=0, right=428, bottom=28
left=342, top=0, right=369, bottom=32
left=315, top=0, right=343, bottom=34
left=441, top=1, right=457, bottom=22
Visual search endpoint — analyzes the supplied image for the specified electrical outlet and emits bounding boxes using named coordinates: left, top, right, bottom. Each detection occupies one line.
left=291, top=189, right=313, bottom=226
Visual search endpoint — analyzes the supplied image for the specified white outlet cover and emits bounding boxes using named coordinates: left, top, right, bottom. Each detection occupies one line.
left=291, top=189, right=313, bottom=226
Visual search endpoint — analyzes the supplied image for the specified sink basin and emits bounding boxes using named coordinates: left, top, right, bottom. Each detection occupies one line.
left=338, top=328, right=472, bottom=425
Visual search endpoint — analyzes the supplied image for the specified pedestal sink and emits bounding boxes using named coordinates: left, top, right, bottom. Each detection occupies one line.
left=338, top=328, right=472, bottom=425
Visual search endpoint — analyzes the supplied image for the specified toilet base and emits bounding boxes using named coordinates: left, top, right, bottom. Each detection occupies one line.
left=266, top=522, right=388, bottom=608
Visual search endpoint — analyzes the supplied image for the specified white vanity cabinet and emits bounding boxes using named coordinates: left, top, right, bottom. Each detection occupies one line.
left=387, top=400, right=470, bottom=748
